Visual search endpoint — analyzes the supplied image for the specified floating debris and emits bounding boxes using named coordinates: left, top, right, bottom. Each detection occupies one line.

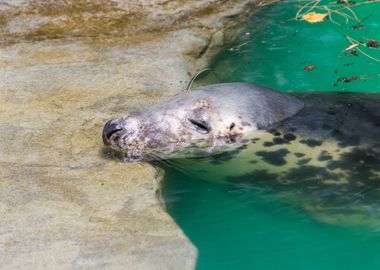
left=304, top=65, right=316, bottom=71
left=351, top=50, right=359, bottom=56
left=337, top=76, right=360, bottom=82
left=294, top=0, right=362, bottom=26
left=351, top=25, right=365, bottom=30
left=344, top=43, right=360, bottom=51
left=229, top=41, right=252, bottom=52
left=344, top=50, right=359, bottom=57
left=346, top=36, right=380, bottom=62
left=366, top=39, right=379, bottom=48
left=336, top=0, right=357, bottom=5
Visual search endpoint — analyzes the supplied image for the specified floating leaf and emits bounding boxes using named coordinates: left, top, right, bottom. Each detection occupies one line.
left=302, top=12, right=328, bottom=23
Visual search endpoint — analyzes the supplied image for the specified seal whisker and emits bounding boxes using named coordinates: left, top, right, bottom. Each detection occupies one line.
left=150, top=152, right=191, bottom=175
left=149, top=152, right=178, bottom=168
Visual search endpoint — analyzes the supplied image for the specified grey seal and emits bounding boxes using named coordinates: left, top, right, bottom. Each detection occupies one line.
left=102, top=83, right=304, bottom=161
left=103, top=83, right=380, bottom=226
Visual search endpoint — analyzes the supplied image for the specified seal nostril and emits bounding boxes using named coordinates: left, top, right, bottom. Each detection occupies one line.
left=106, top=128, right=123, bottom=139
left=102, top=120, right=123, bottom=144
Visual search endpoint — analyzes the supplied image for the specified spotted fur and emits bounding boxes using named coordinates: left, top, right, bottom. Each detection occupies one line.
left=103, top=83, right=380, bottom=227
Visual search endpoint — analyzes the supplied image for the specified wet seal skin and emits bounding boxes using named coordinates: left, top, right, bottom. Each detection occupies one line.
left=103, top=83, right=304, bottom=162
left=103, top=82, right=380, bottom=227
left=103, top=83, right=380, bottom=163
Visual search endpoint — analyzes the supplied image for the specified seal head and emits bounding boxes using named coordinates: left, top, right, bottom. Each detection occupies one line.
left=102, top=83, right=304, bottom=161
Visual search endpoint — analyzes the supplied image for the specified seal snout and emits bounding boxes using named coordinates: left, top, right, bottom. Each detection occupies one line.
left=102, top=120, right=123, bottom=145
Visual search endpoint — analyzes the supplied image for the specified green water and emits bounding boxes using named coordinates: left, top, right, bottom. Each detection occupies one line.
left=162, top=1, right=380, bottom=269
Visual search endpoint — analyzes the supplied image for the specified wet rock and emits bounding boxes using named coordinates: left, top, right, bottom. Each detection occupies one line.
left=0, top=0, right=261, bottom=269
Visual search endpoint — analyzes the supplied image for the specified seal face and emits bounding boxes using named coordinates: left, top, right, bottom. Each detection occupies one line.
left=102, top=83, right=304, bottom=161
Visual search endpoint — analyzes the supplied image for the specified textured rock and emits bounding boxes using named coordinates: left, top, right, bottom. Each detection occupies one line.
left=0, top=0, right=260, bottom=269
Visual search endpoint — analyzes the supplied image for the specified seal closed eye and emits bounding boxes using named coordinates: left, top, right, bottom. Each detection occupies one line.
left=188, top=118, right=212, bottom=134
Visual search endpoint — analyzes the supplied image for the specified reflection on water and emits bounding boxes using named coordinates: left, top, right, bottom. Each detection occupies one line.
left=162, top=1, right=380, bottom=269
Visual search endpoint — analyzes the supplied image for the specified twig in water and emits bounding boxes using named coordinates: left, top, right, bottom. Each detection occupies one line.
left=229, top=41, right=252, bottom=52
left=324, top=6, right=341, bottom=26
left=346, top=35, right=380, bottom=62
left=295, top=0, right=320, bottom=20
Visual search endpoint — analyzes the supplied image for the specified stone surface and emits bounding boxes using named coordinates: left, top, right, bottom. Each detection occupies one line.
left=0, top=0, right=260, bottom=269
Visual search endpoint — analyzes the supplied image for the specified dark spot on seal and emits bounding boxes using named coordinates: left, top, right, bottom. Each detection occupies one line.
left=251, top=138, right=260, bottom=144
left=241, top=121, right=251, bottom=127
left=294, top=152, right=305, bottom=158
left=273, top=137, right=288, bottom=145
left=269, top=129, right=281, bottom=136
left=297, top=158, right=311, bottom=165
left=227, top=170, right=279, bottom=184
left=263, top=142, right=274, bottom=147
left=299, top=139, right=323, bottom=147
left=256, top=148, right=289, bottom=166
left=208, top=147, right=244, bottom=164
left=229, top=122, right=236, bottom=130
left=237, top=144, right=248, bottom=150
left=283, top=133, right=297, bottom=141
left=318, top=151, right=332, bottom=161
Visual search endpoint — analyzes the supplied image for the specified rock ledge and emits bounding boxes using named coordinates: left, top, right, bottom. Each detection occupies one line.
left=0, top=1, right=261, bottom=269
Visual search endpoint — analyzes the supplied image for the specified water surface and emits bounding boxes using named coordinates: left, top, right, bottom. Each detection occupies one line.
left=162, top=1, right=380, bottom=269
